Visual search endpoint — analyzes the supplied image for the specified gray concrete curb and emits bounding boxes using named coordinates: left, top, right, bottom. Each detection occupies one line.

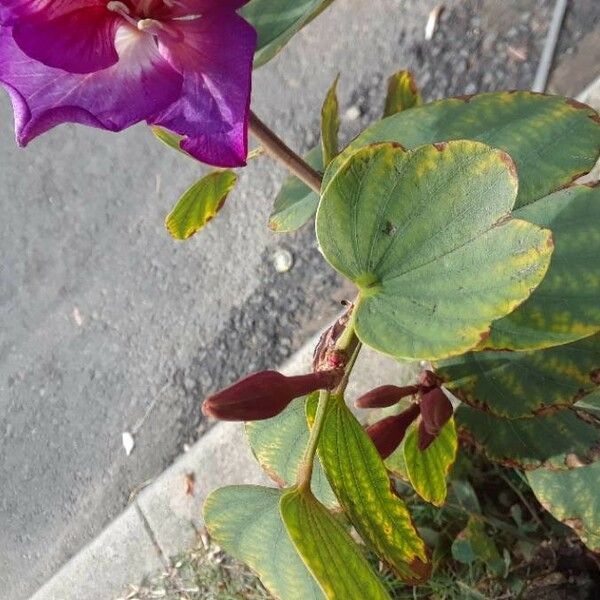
left=31, top=331, right=416, bottom=600
left=30, top=74, right=600, bottom=600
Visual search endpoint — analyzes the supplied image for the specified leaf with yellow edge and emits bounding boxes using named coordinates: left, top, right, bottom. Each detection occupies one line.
left=383, top=70, right=422, bottom=117
left=403, top=418, right=458, bottom=506
left=321, top=75, right=341, bottom=166
left=165, top=171, right=237, bottom=240
left=485, top=184, right=600, bottom=351
left=316, top=141, right=553, bottom=361
left=280, top=487, right=391, bottom=600
left=527, top=462, right=600, bottom=552
left=325, top=92, right=600, bottom=209
left=308, top=393, right=431, bottom=583
left=436, top=332, right=600, bottom=418
left=204, top=485, right=324, bottom=599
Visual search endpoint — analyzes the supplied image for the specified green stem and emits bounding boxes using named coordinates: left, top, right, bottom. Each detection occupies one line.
left=298, top=388, right=331, bottom=491
left=297, top=307, right=363, bottom=490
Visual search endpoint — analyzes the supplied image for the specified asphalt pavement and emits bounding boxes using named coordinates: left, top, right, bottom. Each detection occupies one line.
left=1, top=0, right=599, bottom=598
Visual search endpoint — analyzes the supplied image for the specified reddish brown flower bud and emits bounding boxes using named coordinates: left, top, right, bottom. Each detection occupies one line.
left=355, top=384, right=419, bottom=409
left=418, top=369, right=443, bottom=391
left=418, top=387, right=453, bottom=450
left=365, top=404, right=421, bottom=459
left=417, top=420, right=437, bottom=452
left=202, top=369, right=342, bottom=421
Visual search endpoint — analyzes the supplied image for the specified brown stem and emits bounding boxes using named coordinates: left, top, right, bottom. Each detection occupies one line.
left=249, top=111, right=323, bottom=193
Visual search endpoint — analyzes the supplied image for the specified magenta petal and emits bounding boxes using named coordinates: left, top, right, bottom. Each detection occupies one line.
left=13, top=7, right=120, bottom=73
left=150, top=9, right=256, bottom=167
left=0, top=26, right=182, bottom=145
left=0, top=0, right=104, bottom=24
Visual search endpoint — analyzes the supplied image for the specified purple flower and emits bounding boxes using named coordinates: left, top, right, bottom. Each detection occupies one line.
left=0, top=0, right=257, bottom=167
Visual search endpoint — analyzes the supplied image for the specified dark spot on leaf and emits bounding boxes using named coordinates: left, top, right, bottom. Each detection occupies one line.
left=433, top=142, right=448, bottom=151
left=546, top=232, right=555, bottom=249
left=584, top=180, right=600, bottom=189
left=478, top=330, right=490, bottom=344
left=383, top=220, right=397, bottom=236
left=590, top=368, right=600, bottom=385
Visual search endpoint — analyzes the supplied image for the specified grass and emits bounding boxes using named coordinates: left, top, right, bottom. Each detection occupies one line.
left=116, top=532, right=270, bottom=600
left=119, top=452, right=599, bottom=600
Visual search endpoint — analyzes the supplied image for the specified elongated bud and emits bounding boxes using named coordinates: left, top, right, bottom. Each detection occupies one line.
left=355, top=384, right=419, bottom=409
left=418, top=387, right=453, bottom=450
left=365, top=404, right=421, bottom=459
left=202, top=369, right=342, bottom=421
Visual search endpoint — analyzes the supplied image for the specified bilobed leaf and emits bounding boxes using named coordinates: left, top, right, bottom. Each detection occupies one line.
left=437, top=333, right=600, bottom=418
left=485, top=184, right=600, bottom=350
left=325, top=92, right=600, bottom=209
left=316, top=141, right=553, bottom=361
left=403, top=419, right=457, bottom=506
left=288, top=92, right=600, bottom=229
left=243, top=0, right=335, bottom=68
left=246, top=396, right=337, bottom=508
left=383, top=70, right=422, bottom=117
left=165, top=171, right=237, bottom=240
left=321, top=75, right=341, bottom=166
left=268, top=147, right=324, bottom=232
left=527, top=462, right=600, bottom=552
left=280, top=487, right=391, bottom=600
left=204, top=485, right=324, bottom=599
left=456, top=402, right=600, bottom=470
left=308, top=393, right=430, bottom=583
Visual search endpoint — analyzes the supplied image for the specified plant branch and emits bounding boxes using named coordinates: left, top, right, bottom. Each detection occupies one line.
left=248, top=111, right=323, bottom=193
left=297, top=305, right=362, bottom=489
left=298, top=389, right=331, bottom=490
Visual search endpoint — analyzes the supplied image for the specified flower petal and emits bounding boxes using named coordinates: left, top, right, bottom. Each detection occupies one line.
left=0, top=25, right=182, bottom=145
left=0, top=0, right=103, bottom=24
left=12, top=6, right=120, bottom=73
left=151, top=9, right=256, bottom=167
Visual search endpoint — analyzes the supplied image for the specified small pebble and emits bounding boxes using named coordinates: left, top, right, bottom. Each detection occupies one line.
left=273, top=249, right=294, bottom=273
left=344, top=105, right=361, bottom=120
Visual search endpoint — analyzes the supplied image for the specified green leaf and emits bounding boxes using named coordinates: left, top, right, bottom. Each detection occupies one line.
left=151, top=127, right=190, bottom=158
left=321, top=75, right=341, bottom=167
left=280, top=487, right=391, bottom=600
left=485, top=184, right=600, bottom=350
left=455, top=402, right=600, bottom=470
left=527, top=462, right=600, bottom=552
left=437, top=333, right=600, bottom=418
left=452, top=517, right=504, bottom=576
left=316, top=141, right=553, bottom=360
left=308, top=393, right=431, bottom=583
left=243, top=0, right=336, bottom=68
left=204, top=485, right=324, bottom=599
left=246, top=396, right=337, bottom=508
left=325, top=92, right=600, bottom=209
left=403, top=418, right=458, bottom=506
left=268, top=146, right=324, bottom=232
left=383, top=70, right=422, bottom=117
left=165, top=171, right=237, bottom=240
left=449, top=480, right=481, bottom=515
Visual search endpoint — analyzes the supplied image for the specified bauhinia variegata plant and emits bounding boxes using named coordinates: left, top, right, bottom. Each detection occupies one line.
left=1, top=1, right=600, bottom=597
